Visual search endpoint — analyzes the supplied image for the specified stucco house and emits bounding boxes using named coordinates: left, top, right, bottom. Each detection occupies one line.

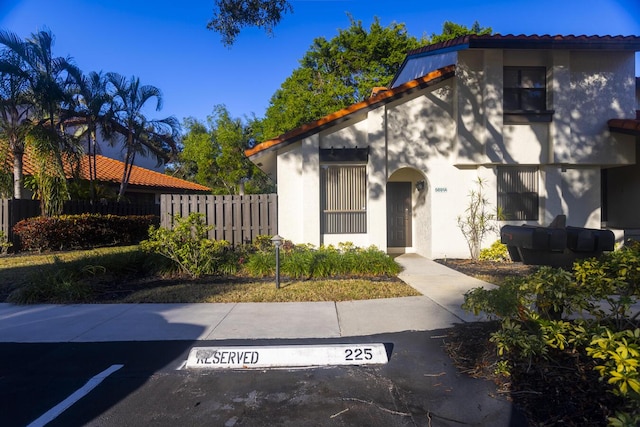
left=246, top=34, right=640, bottom=259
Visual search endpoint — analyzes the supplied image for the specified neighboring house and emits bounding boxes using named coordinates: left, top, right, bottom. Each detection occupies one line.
left=246, top=34, right=640, bottom=259
left=20, top=153, right=210, bottom=203
left=68, top=124, right=168, bottom=173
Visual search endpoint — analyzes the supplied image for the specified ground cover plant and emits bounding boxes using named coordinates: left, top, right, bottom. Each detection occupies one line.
left=448, top=241, right=640, bottom=426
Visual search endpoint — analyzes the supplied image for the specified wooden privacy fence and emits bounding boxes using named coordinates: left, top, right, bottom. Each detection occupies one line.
left=160, top=194, right=278, bottom=245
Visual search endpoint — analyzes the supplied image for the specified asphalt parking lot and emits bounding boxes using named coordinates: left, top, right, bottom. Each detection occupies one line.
left=0, top=331, right=527, bottom=427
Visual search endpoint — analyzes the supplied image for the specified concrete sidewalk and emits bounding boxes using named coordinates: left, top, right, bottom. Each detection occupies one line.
left=0, top=254, right=496, bottom=343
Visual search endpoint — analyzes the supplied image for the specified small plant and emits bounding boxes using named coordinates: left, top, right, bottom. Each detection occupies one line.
left=457, top=178, right=498, bottom=260
left=479, top=240, right=510, bottom=262
left=141, top=213, right=234, bottom=278
left=0, top=230, right=12, bottom=254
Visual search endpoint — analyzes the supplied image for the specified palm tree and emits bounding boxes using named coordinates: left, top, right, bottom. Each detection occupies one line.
left=106, top=72, right=179, bottom=201
left=0, top=28, right=81, bottom=215
left=0, top=44, right=33, bottom=198
left=66, top=69, right=113, bottom=201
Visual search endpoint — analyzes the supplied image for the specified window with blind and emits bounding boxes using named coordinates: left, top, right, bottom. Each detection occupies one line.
left=504, top=67, right=546, bottom=111
left=497, top=166, right=539, bottom=221
left=320, top=165, right=367, bottom=234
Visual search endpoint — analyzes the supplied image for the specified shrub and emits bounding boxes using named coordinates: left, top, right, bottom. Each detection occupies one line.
left=140, top=213, right=236, bottom=278
left=0, top=230, right=12, bottom=254
left=243, top=250, right=275, bottom=277
left=457, top=178, right=498, bottom=260
left=479, top=240, right=510, bottom=262
left=13, top=214, right=156, bottom=252
left=462, top=242, right=640, bottom=424
left=242, top=241, right=400, bottom=279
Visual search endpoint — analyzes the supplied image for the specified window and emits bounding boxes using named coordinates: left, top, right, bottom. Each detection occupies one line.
left=504, top=67, right=547, bottom=111
left=320, top=165, right=366, bottom=234
left=497, top=166, right=539, bottom=221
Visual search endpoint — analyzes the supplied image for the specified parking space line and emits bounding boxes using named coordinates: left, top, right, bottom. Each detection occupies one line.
left=27, top=364, right=124, bottom=427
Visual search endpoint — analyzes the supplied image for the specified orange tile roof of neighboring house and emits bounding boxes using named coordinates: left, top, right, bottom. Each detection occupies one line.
left=608, top=119, right=640, bottom=136
left=20, top=153, right=210, bottom=192
left=245, top=65, right=456, bottom=159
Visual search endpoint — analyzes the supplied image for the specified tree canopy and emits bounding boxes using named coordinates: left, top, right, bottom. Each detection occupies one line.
left=169, top=105, right=274, bottom=195
left=207, top=1, right=492, bottom=48
left=429, top=20, right=492, bottom=44
left=207, top=0, right=292, bottom=46
left=258, top=16, right=425, bottom=140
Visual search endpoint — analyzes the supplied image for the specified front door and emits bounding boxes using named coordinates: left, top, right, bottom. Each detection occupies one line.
left=387, top=182, right=412, bottom=247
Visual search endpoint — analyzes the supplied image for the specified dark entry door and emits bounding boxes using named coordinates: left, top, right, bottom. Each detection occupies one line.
left=387, top=182, right=412, bottom=247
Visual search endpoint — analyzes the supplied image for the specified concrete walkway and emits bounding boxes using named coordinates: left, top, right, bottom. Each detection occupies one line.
left=0, top=254, right=496, bottom=343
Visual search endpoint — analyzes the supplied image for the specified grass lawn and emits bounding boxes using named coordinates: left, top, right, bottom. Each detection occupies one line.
left=0, top=246, right=420, bottom=304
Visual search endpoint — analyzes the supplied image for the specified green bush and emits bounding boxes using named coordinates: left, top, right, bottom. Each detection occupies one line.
left=242, top=241, right=400, bottom=279
left=462, top=242, right=640, bottom=425
left=0, top=229, right=12, bottom=254
left=479, top=240, right=510, bottom=262
left=140, top=213, right=238, bottom=278
left=13, top=214, right=156, bottom=252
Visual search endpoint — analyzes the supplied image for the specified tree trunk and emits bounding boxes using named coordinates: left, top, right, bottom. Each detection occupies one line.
left=13, top=147, right=24, bottom=199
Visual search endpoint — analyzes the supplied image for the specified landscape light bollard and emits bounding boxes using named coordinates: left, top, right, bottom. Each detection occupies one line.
left=271, top=235, right=283, bottom=289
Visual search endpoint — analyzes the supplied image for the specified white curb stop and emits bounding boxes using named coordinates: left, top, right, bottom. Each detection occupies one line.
left=186, top=343, right=389, bottom=369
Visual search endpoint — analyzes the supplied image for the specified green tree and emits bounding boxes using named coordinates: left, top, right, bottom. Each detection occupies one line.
left=0, top=44, right=32, bottom=198
left=170, top=105, right=274, bottom=194
left=260, top=16, right=424, bottom=139
left=0, top=28, right=81, bottom=215
left=106, top=72, right=180, bottom=201
left=429, top=20, right=492, bottom=44
left=173, top=117, right=219, bottom=186
left=207, top=0, right=292, bottom=46
left=66, top=69, right=114, bottom=202
left=206, top=1, right=492, bottom=48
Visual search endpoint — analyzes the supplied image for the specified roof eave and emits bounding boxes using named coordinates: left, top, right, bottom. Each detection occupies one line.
left=608, top=119, right=640, bottom=136
left=246, top=65, right=456, bottom=160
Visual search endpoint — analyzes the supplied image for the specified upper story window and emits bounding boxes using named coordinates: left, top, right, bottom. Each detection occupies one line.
left=503, top=67, right=553, bottom=123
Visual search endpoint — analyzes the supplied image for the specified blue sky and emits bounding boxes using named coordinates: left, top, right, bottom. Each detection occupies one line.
left=1, top=0, right=639, bottom=128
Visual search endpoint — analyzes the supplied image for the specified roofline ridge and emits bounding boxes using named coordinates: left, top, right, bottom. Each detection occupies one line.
left=245, top=65, right=456, bottom=159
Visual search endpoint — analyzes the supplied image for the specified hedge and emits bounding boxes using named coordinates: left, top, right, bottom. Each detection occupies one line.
left=13, top=214, right=158, bottom=252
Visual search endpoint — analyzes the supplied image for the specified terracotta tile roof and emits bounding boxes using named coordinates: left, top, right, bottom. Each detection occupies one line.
left=245, top=65, right=456, bottom=159
left=20, top=153, right=210, bottom=192
left=608, top=119, right=640, bottom=136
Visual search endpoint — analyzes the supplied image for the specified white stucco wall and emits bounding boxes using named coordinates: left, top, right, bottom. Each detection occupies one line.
left=550, top=51, right=636, bottom=165
left=541, top=166, right=602, bottom=228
